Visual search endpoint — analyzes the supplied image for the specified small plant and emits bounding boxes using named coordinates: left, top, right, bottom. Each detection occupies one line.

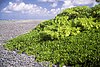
left=4, top=4, right=100, bottom=67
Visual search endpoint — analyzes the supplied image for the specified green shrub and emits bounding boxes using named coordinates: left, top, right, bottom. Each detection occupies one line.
left=4, top=4, right=100, bottom=67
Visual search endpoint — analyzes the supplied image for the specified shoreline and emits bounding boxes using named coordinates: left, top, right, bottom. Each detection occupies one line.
left=0, top=20, right=46, bottom=23
left=0, top=20, right=50, bottom=67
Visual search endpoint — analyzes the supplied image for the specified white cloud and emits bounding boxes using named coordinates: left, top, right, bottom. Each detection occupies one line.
left=50, top=8, right=61, bottom=14
left=15, top=0, right=23, bottom=4
left=38, top=0, right=59, bottom=7
left=51, top=2, right=58, bottom=7
left=73, top=0, right=95, bottom=5
left=61, top=0, right=96, bottom=9
left=1, top=0, right=98, bottom=19
left=39, top=0, right=96, bottom=8
left=62, top=0, right=75, bottom=9
left=16, top=0, right=22, bottom=1
left=38, top=0, right=56, bottom=2
left=38, top=0, right=65, bottom=2
left=1, top=2, right=60, bottom=17
left=3, top=11, right=12, bottom=13
left=1, top=0, right=97, bottom=14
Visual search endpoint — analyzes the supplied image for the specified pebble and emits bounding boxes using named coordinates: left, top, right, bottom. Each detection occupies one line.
left=0, top=21, right=50, bottom=67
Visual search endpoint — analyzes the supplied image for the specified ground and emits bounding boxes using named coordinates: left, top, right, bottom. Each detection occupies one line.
left=0, top=20, right=49, bottom=67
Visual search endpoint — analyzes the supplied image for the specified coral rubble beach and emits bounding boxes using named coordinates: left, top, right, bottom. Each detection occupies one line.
left=0, top=20, right=49, bottom=67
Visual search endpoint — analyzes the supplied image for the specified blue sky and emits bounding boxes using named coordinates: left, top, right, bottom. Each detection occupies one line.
left=0, top=0, right=99, bottom=20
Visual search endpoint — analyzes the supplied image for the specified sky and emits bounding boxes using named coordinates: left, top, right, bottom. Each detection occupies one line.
left=0, top=0, right=99, bottom=20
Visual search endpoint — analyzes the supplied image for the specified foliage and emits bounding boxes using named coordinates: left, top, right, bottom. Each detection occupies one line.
left=91, top=4, right=100, bottom=21
left=58, top=6, right=92, bottom=18
left=96, top=0, right=100, bottom=2
left=4, top=4, right=100, bottom=66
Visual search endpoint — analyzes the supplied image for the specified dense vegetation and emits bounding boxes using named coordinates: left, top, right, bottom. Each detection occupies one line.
left=96, top=0, right=100, bottom=2
left=4, top=4, right=100, bottom=67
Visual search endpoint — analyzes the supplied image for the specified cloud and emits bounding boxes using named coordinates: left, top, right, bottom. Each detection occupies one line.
left=1, top=0, right=99, bottom=19
left=51, top=2, right=58, bottom=7
left=38, top=0, right=59, bottom=7
left=62, top=0, right=75, bottom=9
left=38, top=0, right=56, bottom=2
left=1, top=0, right=98, bottom=14
left=61, top=0, right=96, bottom=9
left=15, top=0, right=23, bottom=2
left=2, top=2, right=36, bottom=12
left=38, top=0, right=65, bottom=2
left=50, top=8, right=61, bottom=15
left=1, top=2, right=60, bottom=17
left=73, top=0, right=95, bottom=5
left=39, top=0, right=97, bottom=8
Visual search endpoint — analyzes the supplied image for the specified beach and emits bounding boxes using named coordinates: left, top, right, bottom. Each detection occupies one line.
left=0, top=20, right=49, bottom=67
